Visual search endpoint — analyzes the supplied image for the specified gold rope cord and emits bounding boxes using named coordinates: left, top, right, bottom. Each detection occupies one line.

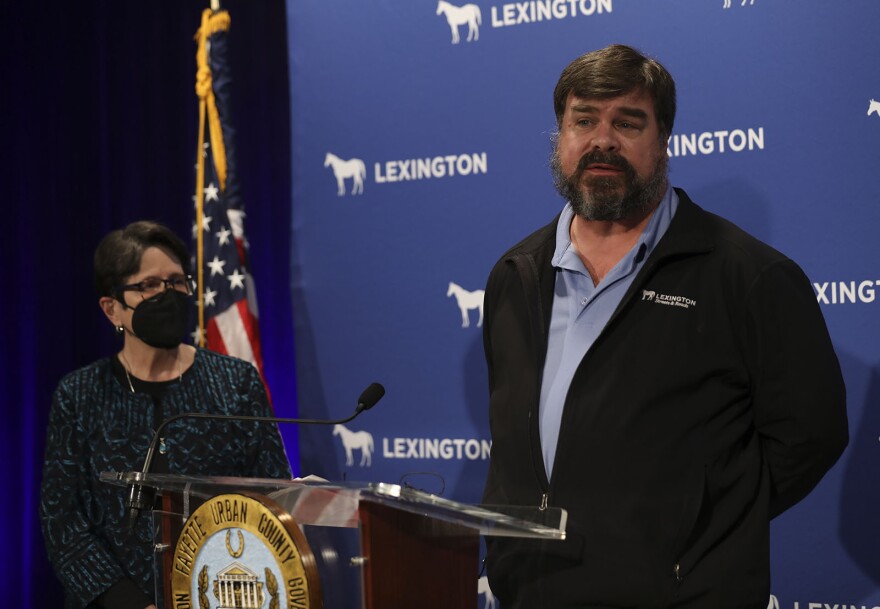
left=193, top=9, right=231, bottom=347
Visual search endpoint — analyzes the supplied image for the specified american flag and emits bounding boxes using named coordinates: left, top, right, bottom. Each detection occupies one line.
left=191, top=8, right=266, bottom=379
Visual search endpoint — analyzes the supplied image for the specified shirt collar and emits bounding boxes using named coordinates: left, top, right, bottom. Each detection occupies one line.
left=551, top=185, right=679, bottom=272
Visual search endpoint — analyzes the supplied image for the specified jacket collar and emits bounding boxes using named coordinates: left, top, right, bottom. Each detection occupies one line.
left=651, top=188, right=716, bottom=260
left=503, top=187, right=715, bottom=269
left=500, top=188, right=716, bottom=350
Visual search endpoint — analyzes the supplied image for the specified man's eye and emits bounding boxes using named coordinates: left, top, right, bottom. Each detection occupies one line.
left=619, top=121, right=644, bottom=131
left=171, top=277, right=188, bottom=289
left=140, top=279, right=163, bottom=292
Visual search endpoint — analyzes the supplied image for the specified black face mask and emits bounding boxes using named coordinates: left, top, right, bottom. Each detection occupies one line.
left=129, top=289, right=191, bottom=349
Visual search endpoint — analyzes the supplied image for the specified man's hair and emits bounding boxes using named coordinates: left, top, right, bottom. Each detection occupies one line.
left=94, top=220, right=190, bottom=297
left=553, top=44, right=676, bottom=140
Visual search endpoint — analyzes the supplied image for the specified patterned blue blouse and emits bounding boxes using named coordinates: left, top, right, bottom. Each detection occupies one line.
left=40, top=349, right=292, bottom=609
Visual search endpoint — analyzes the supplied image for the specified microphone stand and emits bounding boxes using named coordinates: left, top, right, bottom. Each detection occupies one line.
left=127, top=400, right=378, bottom=529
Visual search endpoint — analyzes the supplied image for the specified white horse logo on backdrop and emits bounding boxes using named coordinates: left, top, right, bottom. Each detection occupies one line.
left=324, top=152, right=366, bottom=196
left=333, top=424, right=374, bottom=466
left=723, top=0, right=755, bottom=7
left=436, top=0, right=481, bottom=44
left=447, top=282, right=484, bottom=328
left=868, top=99, right=880, bottom=117
left=478, top=576, right=496, bottom=609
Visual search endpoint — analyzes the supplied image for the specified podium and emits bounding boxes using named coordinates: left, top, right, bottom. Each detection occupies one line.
left=101, top=472, right=566, bottom=608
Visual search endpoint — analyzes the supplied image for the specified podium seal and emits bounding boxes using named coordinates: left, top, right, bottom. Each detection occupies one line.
left=170, top=492, right=321, bottom=608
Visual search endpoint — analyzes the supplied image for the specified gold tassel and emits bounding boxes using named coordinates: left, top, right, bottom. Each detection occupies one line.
left=192, top=8, right=231, bottom=347
left=194, top=8, right=230, bottom=192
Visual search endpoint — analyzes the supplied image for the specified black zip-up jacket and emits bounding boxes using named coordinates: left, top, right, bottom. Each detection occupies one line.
left=482, top=189, right=848, bottom=608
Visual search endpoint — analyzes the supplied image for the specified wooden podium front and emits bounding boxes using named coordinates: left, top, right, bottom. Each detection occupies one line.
left=359, top=501, right=478, bottom=608
left=100, top=473, right=566, bottom=608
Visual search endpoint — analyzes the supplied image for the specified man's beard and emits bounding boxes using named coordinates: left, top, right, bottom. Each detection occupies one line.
left=551, top=147, right=668, bottom=222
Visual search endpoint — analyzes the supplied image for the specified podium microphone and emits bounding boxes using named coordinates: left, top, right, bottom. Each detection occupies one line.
left=126, top=382, right=385, bottom=529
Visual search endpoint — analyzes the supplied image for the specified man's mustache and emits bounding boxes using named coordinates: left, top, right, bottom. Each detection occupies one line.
left=576, top=151, right=635, bottom=174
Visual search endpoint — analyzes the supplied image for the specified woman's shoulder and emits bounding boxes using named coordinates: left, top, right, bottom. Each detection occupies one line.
left=57, top=357, right=114, bottom=388
left=193, top=348, right=260, bottom=377
left=52, top=358, right=119, bottom=410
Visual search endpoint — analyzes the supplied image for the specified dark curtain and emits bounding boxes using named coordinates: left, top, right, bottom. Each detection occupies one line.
left=1, top=2, right=294, bottom=604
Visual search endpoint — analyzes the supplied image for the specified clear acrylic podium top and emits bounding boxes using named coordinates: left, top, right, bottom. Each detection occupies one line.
left=100, top=472, right=566, bottom=540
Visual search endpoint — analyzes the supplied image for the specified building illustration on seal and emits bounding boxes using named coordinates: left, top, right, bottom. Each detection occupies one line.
left=212, top=561, right=265, bottom=609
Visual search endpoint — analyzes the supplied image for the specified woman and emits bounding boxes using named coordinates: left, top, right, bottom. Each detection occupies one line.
left=40, top=221, right=291, bottom=609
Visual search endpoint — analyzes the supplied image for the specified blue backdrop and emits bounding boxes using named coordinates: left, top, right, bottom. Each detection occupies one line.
left=287, top=1, right=880, bottom=607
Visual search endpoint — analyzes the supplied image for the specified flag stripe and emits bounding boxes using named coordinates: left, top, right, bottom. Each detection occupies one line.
left=205, top=318, right=229, bottom=356
left=213, top=304, right=256, bottom=365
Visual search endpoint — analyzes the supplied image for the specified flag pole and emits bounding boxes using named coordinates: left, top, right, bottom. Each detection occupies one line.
left=195, top=21, right=208, bottom=349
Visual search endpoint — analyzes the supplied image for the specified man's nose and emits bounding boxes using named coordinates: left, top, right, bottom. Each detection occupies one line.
left=588, top=122, right=619, bottom=151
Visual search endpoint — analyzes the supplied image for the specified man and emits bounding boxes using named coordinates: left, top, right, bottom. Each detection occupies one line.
left=481, top=44, right=847, bottom=608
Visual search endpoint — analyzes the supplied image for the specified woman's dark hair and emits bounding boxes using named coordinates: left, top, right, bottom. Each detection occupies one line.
left=553, top=44, right=677, bottom=140
left=94, top=221, right=190, bottom=298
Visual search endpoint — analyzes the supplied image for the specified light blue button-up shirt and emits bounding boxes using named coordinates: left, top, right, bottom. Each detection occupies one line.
left=539, top=187, right=679, bottom=479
